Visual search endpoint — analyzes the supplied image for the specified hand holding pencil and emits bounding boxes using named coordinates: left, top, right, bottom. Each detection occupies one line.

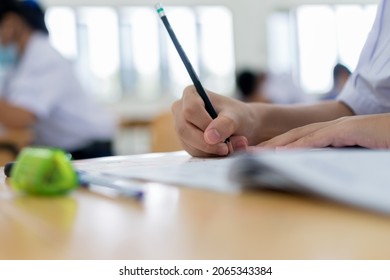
left=171, top=86, right=251, bottom=157
left=156, top=3, right=249, bottom=156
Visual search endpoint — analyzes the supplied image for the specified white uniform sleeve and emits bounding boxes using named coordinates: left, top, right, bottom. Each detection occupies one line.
left=338, top=0, right=390, bottom=115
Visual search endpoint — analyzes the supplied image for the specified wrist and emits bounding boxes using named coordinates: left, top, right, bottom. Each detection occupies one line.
left=244, top=103, right=267, bottom=145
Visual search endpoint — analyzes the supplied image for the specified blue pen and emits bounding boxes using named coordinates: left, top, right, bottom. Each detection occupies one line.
left=4, top=162, right=144, bottom=199
left=78, top=171, right=144, bottom=199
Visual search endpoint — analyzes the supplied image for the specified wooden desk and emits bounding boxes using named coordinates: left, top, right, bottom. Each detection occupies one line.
left=2, top=152, right=390, bottom=260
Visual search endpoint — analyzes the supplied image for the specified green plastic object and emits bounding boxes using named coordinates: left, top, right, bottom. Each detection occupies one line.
left=11, top=147, right=78, bottom=195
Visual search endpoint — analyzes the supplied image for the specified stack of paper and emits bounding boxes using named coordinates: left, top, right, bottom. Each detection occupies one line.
left=231, top=149, right=390, bottom=215
left=88, top=149, right=390, bottom=215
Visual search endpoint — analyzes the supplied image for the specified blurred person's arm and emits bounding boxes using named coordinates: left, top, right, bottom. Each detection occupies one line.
left=0, top=99, right=36, bottom=128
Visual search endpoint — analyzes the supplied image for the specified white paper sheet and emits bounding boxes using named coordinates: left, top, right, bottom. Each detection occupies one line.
left=76, top=149, right=390, bottom=214
left=76, top=151, right=240, bottom=193
left=232, top=149, right=390, bottom=214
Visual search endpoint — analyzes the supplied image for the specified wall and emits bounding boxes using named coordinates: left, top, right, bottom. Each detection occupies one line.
left=42, top=0, right=379, bottom=72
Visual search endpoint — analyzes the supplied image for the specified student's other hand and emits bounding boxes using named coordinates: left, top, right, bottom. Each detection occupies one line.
left=258, top=114, right=390, bottom=149
left=171, top=86, right=254, bottom=157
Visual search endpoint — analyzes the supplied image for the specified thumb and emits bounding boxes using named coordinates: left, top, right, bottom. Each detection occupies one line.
left=204, top=115, right=236, bottom=145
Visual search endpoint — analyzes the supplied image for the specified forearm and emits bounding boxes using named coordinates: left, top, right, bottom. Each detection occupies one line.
left=0, top=129, right=33, bottom=148
left=248, top=100, right=354, bottom=144
left=0, top=100, right=36, bottom=128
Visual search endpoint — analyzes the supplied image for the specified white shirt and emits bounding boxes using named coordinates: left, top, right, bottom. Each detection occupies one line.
left=0, top=33, right=117, bottom=151
left=338, top=0, right=390, bottom=114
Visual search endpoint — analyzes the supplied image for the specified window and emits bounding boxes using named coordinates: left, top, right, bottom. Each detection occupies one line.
left=267, top=4, right=377, bottom=95
left=198, top=7, right=235, bottom=94
left=46, top=7, right=77, bottom=60
left=120, top=7, right=160, bottom=100
left=45, top=6, right=235, bottom=101
left=77, top=7, right=121, bottom=100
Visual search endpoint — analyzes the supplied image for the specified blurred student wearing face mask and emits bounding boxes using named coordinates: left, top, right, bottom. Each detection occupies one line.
left=0, top=0, right=117, bottom=160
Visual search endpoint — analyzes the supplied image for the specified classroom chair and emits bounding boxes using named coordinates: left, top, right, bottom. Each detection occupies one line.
left=150, top=111, right=183, bottom=153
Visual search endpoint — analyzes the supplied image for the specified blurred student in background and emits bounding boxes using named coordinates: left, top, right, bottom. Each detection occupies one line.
left=0, top=0, right=117, bottom=160
left=236, top=69, right=270, bottom=103
left=236, top=69, right=306, bottom=104
left=321, top=63, right=351, bottom=100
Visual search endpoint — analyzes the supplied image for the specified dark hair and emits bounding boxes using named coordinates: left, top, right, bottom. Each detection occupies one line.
left=236, top=69, right=266, bottom=98
left=0, top=0, right=48, bottom=34
left=236, top=70, right=257, bottom=97
left=333, top=63, right=351, bottom=82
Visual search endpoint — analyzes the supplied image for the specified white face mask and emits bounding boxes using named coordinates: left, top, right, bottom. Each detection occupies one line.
left=0, top=43, right=18, bottom=70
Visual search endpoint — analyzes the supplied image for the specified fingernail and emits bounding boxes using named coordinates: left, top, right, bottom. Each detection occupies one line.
left=216, top=144, right=228, bottom=156
left=205, top=128, right=221, bottom=144
left=235, top=139, right=248, bottom=151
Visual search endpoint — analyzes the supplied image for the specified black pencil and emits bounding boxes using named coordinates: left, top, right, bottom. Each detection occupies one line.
left=156, top=3, right=232, bottom=150
left=155, top=3, right=218, bottom=119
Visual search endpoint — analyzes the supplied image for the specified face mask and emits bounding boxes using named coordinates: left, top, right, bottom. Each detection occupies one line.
left=0, top=44, right=18, bottom=70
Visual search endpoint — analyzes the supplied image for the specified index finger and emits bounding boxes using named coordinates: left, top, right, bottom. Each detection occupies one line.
left=182, top=86, right=214, bottom=131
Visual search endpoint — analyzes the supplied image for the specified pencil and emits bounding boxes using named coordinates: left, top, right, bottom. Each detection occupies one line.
left=155, top=3, right=232, bottom=152
left=155, top=3, right=218, bottom=118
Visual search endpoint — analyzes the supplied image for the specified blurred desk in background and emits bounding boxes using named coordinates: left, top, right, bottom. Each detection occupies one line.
left=2, top=152, right=390, bottom=260
left=116, top=109, right=182, bottom=154
left=119, top=118, right=152, bottom=128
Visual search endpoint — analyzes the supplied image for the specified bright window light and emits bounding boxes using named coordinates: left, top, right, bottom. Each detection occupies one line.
left=295, top=4, right=377, bottom=94
left=46, top=7, right=77, bottom=59
left=297, top=6, right=338, bottom=94
left=267, top=12, right=294, bottom=75
left=335, top=5, right=377, bottom=70
left=45, top=5, right=235, bottom=101
left=79, top=8, right=119, bottom=79
left=121, top=8, right=160, bottom=100
left=78, top=7, right=120, bottom=99
left=127, top=8, right=159, bottom=76
left=268, top=5, right=377, bottom=96
left=164, top=7, right=198, bottom=95
left=198, top=7, right=235, bottom=93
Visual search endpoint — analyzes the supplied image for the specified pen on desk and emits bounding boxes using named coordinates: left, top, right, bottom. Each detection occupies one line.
left=155, top=3, right=233, bottom=153
left=78, top=171, right=144, bottom=200
left=4, top=161, right=14, bottom=177
left=3, top=161, right=144, bottom=199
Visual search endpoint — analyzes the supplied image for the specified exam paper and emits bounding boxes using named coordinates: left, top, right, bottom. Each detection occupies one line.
left=76, top=149, right=390, bottom=215
left=232, top=149, right=390, bottom=215
left=76, top=151, right=240, bottom=193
